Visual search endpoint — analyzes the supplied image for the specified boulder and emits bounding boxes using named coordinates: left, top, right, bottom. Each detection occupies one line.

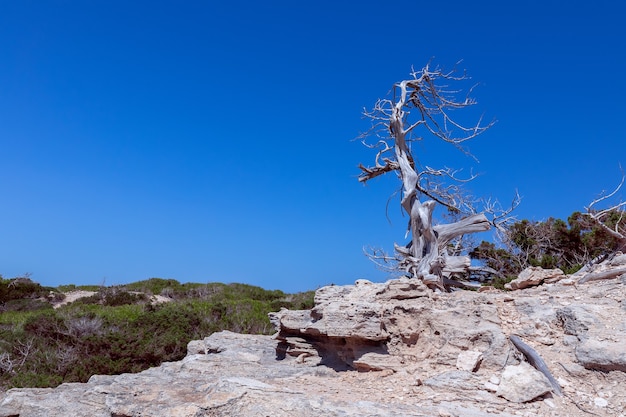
left=272, top=278, right=508, bottom=371
left=505, top=267, right=565, bottom=290
left=496, top=362, right=553, bottom=402
left=576, top=337, right=626, bottom=372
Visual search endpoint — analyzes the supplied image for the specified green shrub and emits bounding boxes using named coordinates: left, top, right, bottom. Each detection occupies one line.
left=123, top=278, right=185, bottom=295
left=8, top=372, right=63, bottom=389
left=2, top=298, right=53, bottom=312
left=73, top=287, right=148, bottom=307
left=0, top=277, right=314, bottom=391
left=489, top=275, right=517, bottom=291
left=0, top=277, right=49, bottom=302
left=57, top=284, right=102, bottom=292
left=0, top=310, right=41, bottom=332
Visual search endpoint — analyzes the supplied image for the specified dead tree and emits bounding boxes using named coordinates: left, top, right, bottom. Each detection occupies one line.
left=576, top=171, right=626, bottom=281
left=358, top=63, right=495, bottom=289
left=583, top=173, right=626, bottom=250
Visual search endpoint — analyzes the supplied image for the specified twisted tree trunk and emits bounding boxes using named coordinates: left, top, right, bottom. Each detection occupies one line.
left=359, top=65, right=494, bottom=289
left=401, top=201, right=490, bottom=284
left=391, top=79, right=490, bottom=286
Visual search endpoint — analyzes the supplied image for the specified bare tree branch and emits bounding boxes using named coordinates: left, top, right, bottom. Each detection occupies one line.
left=358, top=63, right=497, bottom=289
left=583, top=169, right=626, bottom=245
left=483, top=190, right=522, bottom=233
left=578, top=267, right=626, bottom=284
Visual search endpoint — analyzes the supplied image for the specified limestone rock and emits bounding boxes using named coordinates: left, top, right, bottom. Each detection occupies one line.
left=552, top=293, right=626, bottom=372
left=456, top=350, right=484, bottom=372
left=376, top=277, right=430, bottom=300
left=484, top=381, right=499, bottom=392
left=484, top=375, right=500, bottom=392
left=273, top=278, right=508, bottom=372
left=576, top=337, right=626, bottom=371
left=556, top=306, right=597, bottom=337
left=352, top=352, right=404, bottom=371
left=424, top=370, right=483, bottom=391
left=593, top=397, right=608, bottom=408
left=496, top=362, right=553, bottom=402
left=1, top=330, right=517, bottom=417
left=4, top=268, right=626, bottom=417
left=505, top=267, right=565, bottom=290
left=609, top=253, right=626, bottom=267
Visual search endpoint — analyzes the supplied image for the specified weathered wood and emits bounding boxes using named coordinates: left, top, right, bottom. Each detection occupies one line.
left=358, top=65, right=494, bottom=288
left=442, top=255, right=471, bottom=274
left=510, top=335, right=562, bottom=397
left=434, top=213, right=491, bottom=245
left=410, top=200, right=440, bottom=280
left=578, top=267, right=626, bottom=284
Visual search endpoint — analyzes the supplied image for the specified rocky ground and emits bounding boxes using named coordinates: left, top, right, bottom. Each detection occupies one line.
left=2, top=257, right=626, bottom=416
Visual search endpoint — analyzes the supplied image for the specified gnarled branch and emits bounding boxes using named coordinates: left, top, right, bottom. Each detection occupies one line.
left=359, top=62, right=496, bottom=288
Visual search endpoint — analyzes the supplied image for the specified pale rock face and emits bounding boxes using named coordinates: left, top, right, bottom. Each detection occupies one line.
left=456, top=350, right=484, bottom=372
left=496, top=362, right=553, bottom=403
left=272, top=277, right=508, bottom=372
left=3, top=261, right=626, bottom=417
left=505, top=267, right=565, bottom=290
left=576, top=337, right=626, bottom=372
left=608, top=253, right=626, bottom=267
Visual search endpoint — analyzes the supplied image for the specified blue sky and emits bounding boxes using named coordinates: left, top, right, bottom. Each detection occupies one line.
left=1, top=1, right=624, bottom=292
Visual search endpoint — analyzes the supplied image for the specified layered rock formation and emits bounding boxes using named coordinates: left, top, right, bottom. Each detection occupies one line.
left=271, top=278, right=509, bottom=372
left=2, top=259, right=626, bottom=416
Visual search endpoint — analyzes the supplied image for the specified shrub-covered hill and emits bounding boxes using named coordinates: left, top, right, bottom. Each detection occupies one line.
left=0, top=276, right=314, bottom=390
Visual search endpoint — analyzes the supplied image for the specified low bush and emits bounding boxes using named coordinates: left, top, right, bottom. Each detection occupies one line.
left=0, top=277, right=50, bottom=302
left=1, top=298, right=53, bottom=312
left=0, top=277, right=314, bottom=390
left=489, top=275, right=517, bottom=290
left=74, top=287, right=149, bottom=307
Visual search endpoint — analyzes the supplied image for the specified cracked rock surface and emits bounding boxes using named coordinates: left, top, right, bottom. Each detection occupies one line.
left=2, top=262, right=626, bottom=416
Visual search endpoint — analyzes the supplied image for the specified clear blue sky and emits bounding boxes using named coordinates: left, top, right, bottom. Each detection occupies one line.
left=1, top=1, right=624, bottom=292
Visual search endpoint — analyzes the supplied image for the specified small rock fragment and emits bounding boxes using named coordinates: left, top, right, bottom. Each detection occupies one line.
left=496, top=362, right=553, bottom=403
left=456, top=350, right=483, bottom=372
left=505, top=267, right=564, bottom=290
left=594, top=397, right=608, bottom=408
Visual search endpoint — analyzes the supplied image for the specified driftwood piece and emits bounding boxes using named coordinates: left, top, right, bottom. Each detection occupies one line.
left=578, top=267, right=626, bottom=284
left=509, top=335, right=562, bottom=397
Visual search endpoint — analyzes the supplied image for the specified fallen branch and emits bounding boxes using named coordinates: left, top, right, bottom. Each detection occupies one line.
left=509, top=335, right=562, bottom=397
left=578, top=267, right=626, bottom=284
left=423, top=277, right=480, bottom=290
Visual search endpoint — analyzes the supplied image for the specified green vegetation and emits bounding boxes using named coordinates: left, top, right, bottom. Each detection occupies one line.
left=56, top=284, right=103, bottom=292
left=0, top=276, right=314, bottom=390
left=471, top=209, right=626, bottom=287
